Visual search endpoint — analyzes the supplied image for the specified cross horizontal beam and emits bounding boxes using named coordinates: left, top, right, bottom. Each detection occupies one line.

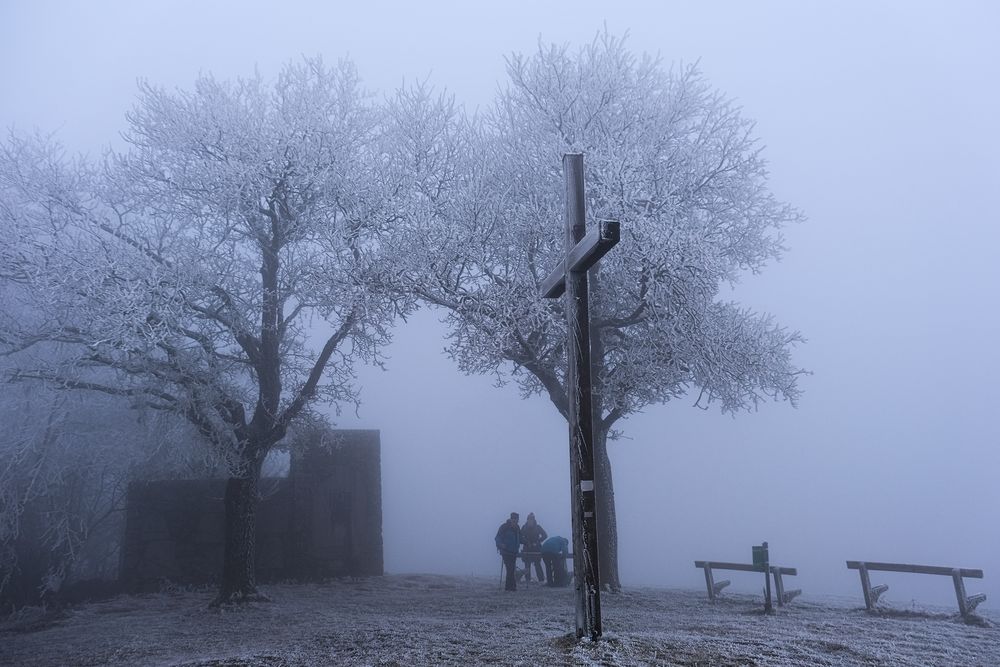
left=540, top=219, right=620, bottom=299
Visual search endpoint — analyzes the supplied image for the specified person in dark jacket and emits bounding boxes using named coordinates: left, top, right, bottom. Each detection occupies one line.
left=541, top=535, right=570, bottom=587
left=494, top=512, right=521, bottom=591
left=519, top=512, right=548, bottom=583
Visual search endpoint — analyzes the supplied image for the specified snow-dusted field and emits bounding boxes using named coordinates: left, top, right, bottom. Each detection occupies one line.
left=1, top=574, right=996, bottom=666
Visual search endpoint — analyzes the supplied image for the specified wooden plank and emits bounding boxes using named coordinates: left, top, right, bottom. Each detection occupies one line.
left=519, top=552, right=574, bottom=558
left=953, top=570, right=969, bottom=617
left=858, top=563, right=874, bottom=610
left=770, top=566, right=801, bottom=607
left=773, top=568, right=786, bottom=607
left=566, top=219, right=619, bottom=274
left=782, top=589, right=803, bottom=604
left=540, top=219, right=620, bottom=298
left=846, top=561, right=984, bottom=578
left=562, top=152, right=601, bottom=641
left=539, top=261, right=567, bottom=299
left=695, top=562, right=796, bottom=575
left=703, top=564, right=716, bottom=600
left=695, top=561, right=766, bottom=573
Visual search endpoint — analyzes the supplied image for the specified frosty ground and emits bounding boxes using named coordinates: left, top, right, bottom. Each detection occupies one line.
left=1, top=575, right=996, bottom=666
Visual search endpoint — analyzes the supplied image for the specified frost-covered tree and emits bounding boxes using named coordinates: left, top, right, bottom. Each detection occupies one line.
left=403, top=34, right=806, bottom=591
left=0, top=58, right=421, bottom=604
left=0, top=369, right=197, bottom=610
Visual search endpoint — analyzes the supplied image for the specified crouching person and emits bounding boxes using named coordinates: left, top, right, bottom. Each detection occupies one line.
left=541, top=535, right=570, bottom=587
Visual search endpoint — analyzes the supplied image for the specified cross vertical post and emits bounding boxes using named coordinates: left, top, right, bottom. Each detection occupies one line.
left=541, top=153, right=620, bottom=640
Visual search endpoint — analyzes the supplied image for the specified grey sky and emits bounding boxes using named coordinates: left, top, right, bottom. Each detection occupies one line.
left=2, top=1, right=998, bottom=607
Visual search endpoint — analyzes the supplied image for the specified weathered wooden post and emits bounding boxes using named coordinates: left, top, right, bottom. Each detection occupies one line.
left=540, top=153, right=620, bottom=640
left=754, top=541, right=772, bottom=613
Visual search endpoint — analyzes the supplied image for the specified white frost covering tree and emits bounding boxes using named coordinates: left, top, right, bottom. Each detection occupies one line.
left=402, top=34, right=807, bottom=591
left=0, top=58, right=423, bottom=604
left=0, top=370, right=199, bottom=609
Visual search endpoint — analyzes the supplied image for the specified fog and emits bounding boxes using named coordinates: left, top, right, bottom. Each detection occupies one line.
left=2, top=0, right=997, bottom=610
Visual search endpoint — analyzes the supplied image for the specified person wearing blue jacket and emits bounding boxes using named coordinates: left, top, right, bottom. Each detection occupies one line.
left=494, top=512, right=521, bottom=591
left=541, top=535, right=570, bottom=587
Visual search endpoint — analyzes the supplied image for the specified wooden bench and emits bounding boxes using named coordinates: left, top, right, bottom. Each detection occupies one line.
left=694, top=561, right=801, bottom=606
left=846, top=561, right=986, bottom=618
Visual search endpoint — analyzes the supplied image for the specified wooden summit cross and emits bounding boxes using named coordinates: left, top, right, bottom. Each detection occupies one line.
left=540, top=153, right=620, bottom=640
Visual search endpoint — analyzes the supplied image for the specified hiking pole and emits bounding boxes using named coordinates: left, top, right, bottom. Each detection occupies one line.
left=499, top=557, right=504, bottom=590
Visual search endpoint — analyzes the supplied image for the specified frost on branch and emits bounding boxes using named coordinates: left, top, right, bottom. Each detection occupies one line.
left=401, top=32, right=807, bottom=426
left=397, top=32, right=808, bottom=592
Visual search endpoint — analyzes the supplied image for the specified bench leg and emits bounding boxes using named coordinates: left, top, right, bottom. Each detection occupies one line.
left=858, top=564, right=874, bottom=610
left=772, top=569, right=785, bottom=607
left=952, top=570, right=969, bottom=618
left=704, top=566, right=715, bottom=600
left=967, top=593, right=987, bottom=614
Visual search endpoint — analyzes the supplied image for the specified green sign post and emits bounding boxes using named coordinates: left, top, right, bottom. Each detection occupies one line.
left=753, top=542, right=773, bottom=612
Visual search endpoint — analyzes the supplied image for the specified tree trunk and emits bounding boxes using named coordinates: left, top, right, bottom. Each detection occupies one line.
left=594, top=427, right=621, bottom=592
left=587, top=266, right=620, bottom=593
left=212, top=449, right=268, bottom=606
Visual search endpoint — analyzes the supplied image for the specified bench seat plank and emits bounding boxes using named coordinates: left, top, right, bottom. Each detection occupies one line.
left=846, top=561, right=983, bottom=578
left=695, top=561, right=762, bottom=573
left=695, top=561, right=797, bottom=576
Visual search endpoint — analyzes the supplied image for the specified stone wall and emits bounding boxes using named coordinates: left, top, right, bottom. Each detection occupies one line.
left=119, top=429, right=382, bottom=591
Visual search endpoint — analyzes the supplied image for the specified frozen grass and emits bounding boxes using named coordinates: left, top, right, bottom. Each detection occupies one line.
left=1, top=574, right=997, bottom=666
